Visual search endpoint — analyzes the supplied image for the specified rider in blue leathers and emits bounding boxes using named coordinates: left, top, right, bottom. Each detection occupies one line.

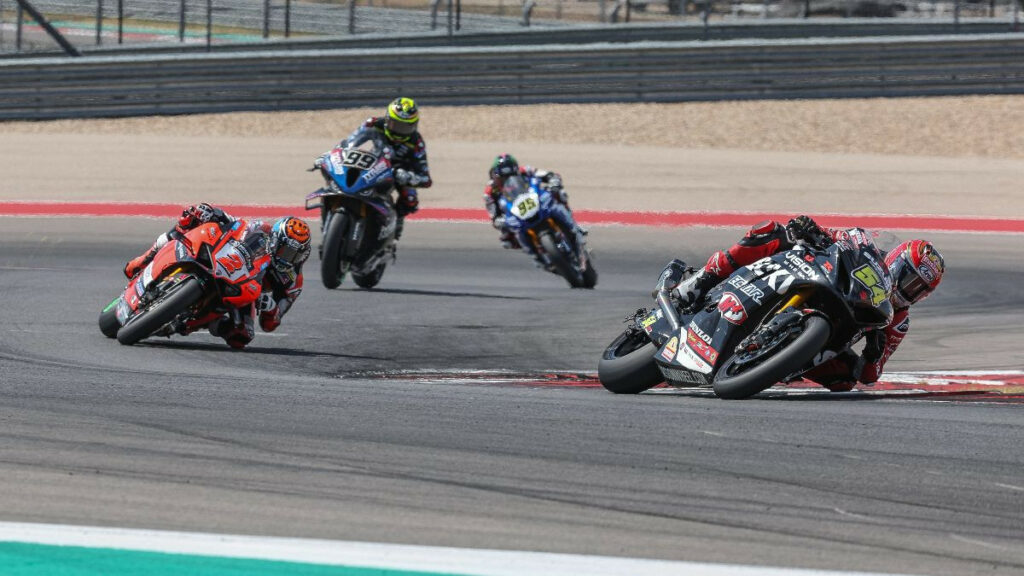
left=483, top=153, right=586, bottom=267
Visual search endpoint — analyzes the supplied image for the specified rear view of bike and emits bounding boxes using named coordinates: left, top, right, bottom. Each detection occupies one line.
left=308, top=132, right=399, bottom=290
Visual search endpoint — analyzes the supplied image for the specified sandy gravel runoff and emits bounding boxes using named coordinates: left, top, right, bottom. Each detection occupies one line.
left=2, top=96, right=1023, bottom=217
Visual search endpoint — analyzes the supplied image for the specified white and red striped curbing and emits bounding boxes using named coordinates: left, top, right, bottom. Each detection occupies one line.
left=2, top=201, right=1024, bottom=234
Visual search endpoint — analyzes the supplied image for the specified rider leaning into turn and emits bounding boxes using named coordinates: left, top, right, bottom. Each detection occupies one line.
left=123, top=203, right=312, bottom=349
left=483, top=153, right=587, bottom=266
left=672, top=215, right=945, bottom=391
left=331, top=97, right=432, bottom=240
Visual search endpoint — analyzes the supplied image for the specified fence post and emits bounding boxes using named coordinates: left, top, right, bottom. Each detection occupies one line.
left=263, top=0, right=270, bottom=38
left=447, top=0, right=453, bottom=35
left=96, top=0, right=103, bottom=45
left=206, top=0, right=212, bottom=50
left=178, top=0, right=186, bottom=42
left=285, top=0, right=291, bottom=37
left=954, top=0, right=960, bottom=30
left=522, top=0, right=535, bottom=25
left=117, top=0, right=122, bottom=44
left=348, top=0, right=355, bottom=34
left=456, top=0, right=461, bottom=30
left=599, top=0, right=607, bottom=22
left=430, top=0, right=440, bottom=29
left=15, top=1, right=21, bottom=53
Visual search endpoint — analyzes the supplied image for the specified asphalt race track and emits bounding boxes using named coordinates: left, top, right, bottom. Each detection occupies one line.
left=1, top=217, right=1023, bottom=575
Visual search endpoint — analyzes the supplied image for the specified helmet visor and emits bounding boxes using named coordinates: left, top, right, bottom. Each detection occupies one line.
left=897, top=269, right=930, bottom=304
left=386, top=117, right=417, bottom=138
left=275, top=238, right=308, bottom=266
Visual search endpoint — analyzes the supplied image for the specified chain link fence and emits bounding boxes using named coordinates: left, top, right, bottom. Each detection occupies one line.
left=1, top=0, right=1021, bottom=55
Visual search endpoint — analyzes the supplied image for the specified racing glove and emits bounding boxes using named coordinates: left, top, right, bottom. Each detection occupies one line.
left=786, top=215, right=825, bottom=245
left=257, top=293, right=278, bottom=313
left=862, top=329, right=886, bottom=364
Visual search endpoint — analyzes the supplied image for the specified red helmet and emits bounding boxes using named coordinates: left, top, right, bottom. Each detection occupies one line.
left=885, top=240, right=944, bottom=308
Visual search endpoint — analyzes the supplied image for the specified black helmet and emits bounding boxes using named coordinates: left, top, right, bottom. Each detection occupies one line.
left=490, top=153, right=519, bottom=180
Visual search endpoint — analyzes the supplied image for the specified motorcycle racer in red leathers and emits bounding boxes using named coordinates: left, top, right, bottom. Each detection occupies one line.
left=123, top=203, right=311, bottom=349
left=673, top=215, right=945, bottom=391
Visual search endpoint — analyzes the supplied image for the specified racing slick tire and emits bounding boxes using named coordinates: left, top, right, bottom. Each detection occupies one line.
left=353, top=263, right=386, bottom=290
left=712, top=315, right=831, bottom=400
left=321, top=212, right=352, bottom=289
left=540, top=232, right=583, bottom=288
left=580, top=260, right=598, bottom=289
left=116, top=277, right=203, bottom=346
left=598, top=329, right=664, bottom=394
left=98, top=298, right=121, bottom=338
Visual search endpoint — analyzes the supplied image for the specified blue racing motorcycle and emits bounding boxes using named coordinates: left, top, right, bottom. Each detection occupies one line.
left=501, top=174, right=597, bottom=289
left=306, top=131, right=399, bottom=289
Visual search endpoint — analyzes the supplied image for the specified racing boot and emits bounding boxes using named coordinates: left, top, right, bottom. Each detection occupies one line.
left=124, top=245, right=158, bottom=279
left=673, top=269, right=721, bottom=310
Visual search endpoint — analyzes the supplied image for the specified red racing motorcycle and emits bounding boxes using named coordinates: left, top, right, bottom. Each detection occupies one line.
left=98, top=220, right=271, bottom=346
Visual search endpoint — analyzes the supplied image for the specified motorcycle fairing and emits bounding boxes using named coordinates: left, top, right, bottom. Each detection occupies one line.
left=652, top=237, right=891, bottom=387
left=309, top=132, right=395, bottom=217
left=117, top=222, right=268, bottom=322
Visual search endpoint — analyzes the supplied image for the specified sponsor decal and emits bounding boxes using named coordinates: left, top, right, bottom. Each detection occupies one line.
left=362, top=159, right=389, bottom=182
left=758, top=265, right=796, bottom=294
left=727, top=275, right=765, bottom=304
left=677, top=344, right=713, bottom=373
left=784, top=252, right=819, bottom=280
left=660, top=336, right=679, bottom=362
left=852, top=264, right=889, bottom=307
left=686, top=329, right=719, bottom=365
left=804, top=254, right=815, bottom=263
left=823, top=261, right=834, bottom=273
left=717, top=292, right=748, bottom=325
left=895, top=318, right=910, bottom=333
left=749, top=257, right=781, bottom=276
left=688, top=321, right=712, bottom=344
left=659, top=366, right=708, bottom=386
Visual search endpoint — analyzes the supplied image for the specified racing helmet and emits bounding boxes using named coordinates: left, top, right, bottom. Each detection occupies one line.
left=270, top=217, right=311, bottom=270
left=885, top=240, right=944, bottom=308
left=490, top=153, right=519, bottom=180
left=384, top=97, right=419, bottom=143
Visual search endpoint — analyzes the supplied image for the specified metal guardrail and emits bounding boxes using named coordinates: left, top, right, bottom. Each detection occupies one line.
left=1, top=33, right=1023, bottom=119
left=58, top=18, right=1022, bottom=56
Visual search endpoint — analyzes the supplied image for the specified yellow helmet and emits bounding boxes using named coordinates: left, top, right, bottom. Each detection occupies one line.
left=385, top=97, right=419, bottom=142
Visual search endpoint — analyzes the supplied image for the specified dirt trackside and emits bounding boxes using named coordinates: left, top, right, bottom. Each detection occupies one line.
left=2, top=96, right=1022, bottom=216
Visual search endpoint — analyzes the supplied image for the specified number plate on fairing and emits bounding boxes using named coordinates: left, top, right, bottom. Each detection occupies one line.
left=213, top=242, right=251, bottom=282
left=511, top=191, right=540, bottom=220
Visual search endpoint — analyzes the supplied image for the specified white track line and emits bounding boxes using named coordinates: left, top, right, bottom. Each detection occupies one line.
left=0, top=522, right=916, bottom=576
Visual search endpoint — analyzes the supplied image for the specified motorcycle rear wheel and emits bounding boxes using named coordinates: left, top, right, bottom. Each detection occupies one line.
left=712, top=315, right=830, bottom=400
left=580, top=260, right=598, bottom=289
left=321, top=212, right=351, bottom=289
left=539, top=232, right=582, bottom=288
left=98, top=298, right=121, bottom=338
left=116, top=277, right=203, bottom=346
left=598, top=329, right=664, bottom=394
left=353, top=263, right=386, bottom=289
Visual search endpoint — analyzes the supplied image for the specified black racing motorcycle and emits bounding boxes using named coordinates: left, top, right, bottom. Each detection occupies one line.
left=598, top=229, right=894, bottom=399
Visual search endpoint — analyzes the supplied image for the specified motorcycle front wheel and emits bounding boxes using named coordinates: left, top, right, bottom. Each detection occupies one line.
left=321, top=212, right=352, bottom=289
left=539, top=232, right=582, bottom=288
left=98, top=297, right=121, bottom=338
left=712, top=315, right=831, bottom=400
left=116, top=277, right=203, bottom=346
left=598, top=328, right=664, bottom=394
